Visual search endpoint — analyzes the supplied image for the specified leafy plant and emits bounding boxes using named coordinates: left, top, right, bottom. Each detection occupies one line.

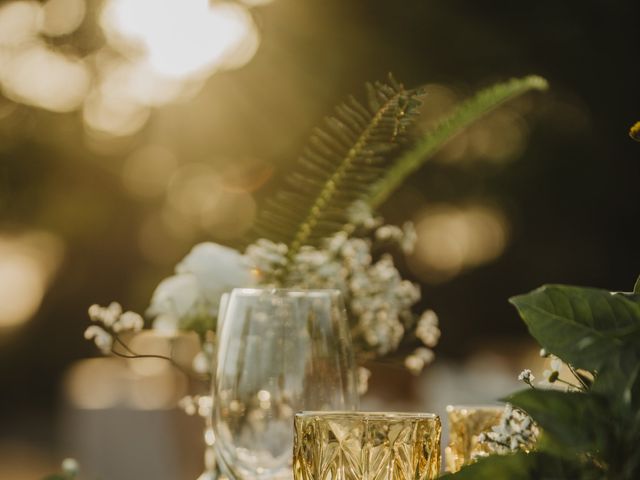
left=367, top=75, right=548, bottom=207
left=251, top=75, right=423, bottom=261
left=443, top=275, right=640, bottom=480
left=250, top=75, right=548, bottom=280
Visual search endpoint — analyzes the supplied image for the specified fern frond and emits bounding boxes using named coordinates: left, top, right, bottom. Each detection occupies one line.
left=251, top=75, right=424, bottom=262
left=367, top=75, right=549, bottom=208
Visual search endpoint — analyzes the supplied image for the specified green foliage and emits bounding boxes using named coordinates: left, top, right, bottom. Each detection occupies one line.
left=634, top=275, right=640, bottom=294
left=367, top=75, right=548, bottom=207
left=505, top=389, right=608, bottom=455
left=447, top=276, right=640, bottom=479
left=251, top=75, right=423, bottom=262
left=440, top=451, right=595, bottom=480
left=509, top=285, right=640, bottom=371
left=250, top=75, right=548, bottom=279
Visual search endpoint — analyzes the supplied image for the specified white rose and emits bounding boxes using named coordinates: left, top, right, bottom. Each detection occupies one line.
left=148, top=273, right=201, bottom=331
left=147, top=243, right=253, bottom=331
left=176, top=242, right=253, bottom=301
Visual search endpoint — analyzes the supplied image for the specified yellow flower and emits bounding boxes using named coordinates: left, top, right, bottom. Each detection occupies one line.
left=630, top=121, right=640, bottom=141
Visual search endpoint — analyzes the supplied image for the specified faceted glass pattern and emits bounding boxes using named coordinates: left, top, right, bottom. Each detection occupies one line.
left=444, top=405, right=504, bottom=473
left=293, top=412, right=441, bottom=480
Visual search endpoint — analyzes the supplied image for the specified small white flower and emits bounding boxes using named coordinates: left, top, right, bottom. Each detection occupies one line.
left=192, top=351, right=211, bottom=374
left=550, top=356, right=563, bottom=371
left=405, top=348, right=434, bottom=375
left=113, top=311, right=144, bottom=333
left=478, top=404, right=538, bottom=455
left=88, top=302, right=122, bottom=327
left=375, top=225, right=403, bottom=242
left=404, top=354, right=425, bottom=375
left=518, top=368, right=535, bottom=384
left=84, top=325, right=113, bottom=354
left=542, top=355, right=563, bottom=383
left=178, top=395, right=197, bottom=416
left=416, top=310, right=440, bottom=347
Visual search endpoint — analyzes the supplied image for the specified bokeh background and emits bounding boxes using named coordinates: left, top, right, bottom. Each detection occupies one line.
left=0, top=0, right=638, bottom=478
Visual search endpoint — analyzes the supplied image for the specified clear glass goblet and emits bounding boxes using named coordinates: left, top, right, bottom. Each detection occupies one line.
left=214, top=288, right=359, bottom=480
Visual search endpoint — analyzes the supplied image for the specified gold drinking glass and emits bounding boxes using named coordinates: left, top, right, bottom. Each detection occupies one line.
left=444, top=404, right=505, bottom=473
left=293, top=411, right=441, bottom=480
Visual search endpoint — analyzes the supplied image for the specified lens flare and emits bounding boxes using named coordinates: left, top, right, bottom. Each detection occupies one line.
left=101, top=0, right=259, bottom=78
left=1, top=43, right=90, bottom=112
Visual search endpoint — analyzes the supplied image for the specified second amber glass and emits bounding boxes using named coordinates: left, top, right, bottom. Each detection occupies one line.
left=293, top=411, right=441, bottom=480
left=444, top=404, right=504, bottom=473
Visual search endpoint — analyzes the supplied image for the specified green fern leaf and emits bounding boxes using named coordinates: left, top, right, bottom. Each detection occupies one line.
left=367, top=75, right=549, bottom=207
left=251, top=75, right=424, bottom=261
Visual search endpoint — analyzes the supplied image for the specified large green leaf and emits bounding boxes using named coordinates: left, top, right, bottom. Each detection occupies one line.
left=506, top=389, right=608, bottom=455
left=441, top=451, right=595, bottom=480
left=509, top=285, right=640, bottom=370
left=634, top=275, right=640, bottom=295
left=592, top=345, right=640, bottom=410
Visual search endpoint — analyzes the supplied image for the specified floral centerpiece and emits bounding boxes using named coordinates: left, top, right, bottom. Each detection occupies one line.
left=84, top=75, right=548, bottom=389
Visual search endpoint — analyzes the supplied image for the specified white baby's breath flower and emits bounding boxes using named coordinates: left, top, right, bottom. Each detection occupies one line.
left=542, top=355, right=563, bottom=383
left=375, top=225, right=403, bottom=242
left=84, top=325, right=113, bottom=354
left=416, top=309, right=440, bottom=347
left=400, top=222, right=417, bottom=254
left=192, top=351, right=211, bottom=374
left=476, top=404, right=538, bottom=456
left=179, top=395, right=198, bottom=416
left=113, top=311, right=144, bottom=333
left=518, top=368, right=535, bottom=385
left=404, top=347, right=434, bottom=375
left=88, top=302, right=122, bottom=327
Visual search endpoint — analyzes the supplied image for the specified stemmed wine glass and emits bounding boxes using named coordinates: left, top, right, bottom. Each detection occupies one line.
left=213, top=288, right=359, bottom=480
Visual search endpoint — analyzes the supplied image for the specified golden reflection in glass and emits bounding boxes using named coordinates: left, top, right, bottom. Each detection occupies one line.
left=444, top=404, right=504, bottom=473
left=410, top=204, right=509, bottom=284
left=293, top=412, right=441, bottom=480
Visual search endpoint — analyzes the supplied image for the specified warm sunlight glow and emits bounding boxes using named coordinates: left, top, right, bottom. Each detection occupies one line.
left=122, top=144, right=179, bottom=198
left=65, top=358, right=127, bottom=409
left=0, top=233, right=63, bottom=329
left=0, top=1, right=42, bottom=46
left=410, top=204, right=509, bottom=284
left=101, top=0, right=259, bottom=78
left=1, top=43, right=90, bottom=112
left=83, top=89, right=151, bottom=136
left=41, top=0, right=85, bottom=37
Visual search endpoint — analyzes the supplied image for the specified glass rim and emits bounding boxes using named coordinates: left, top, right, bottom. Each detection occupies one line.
left=230, top=287, right=342, bottom=297
left=296, top=411, right=439, bottom=419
